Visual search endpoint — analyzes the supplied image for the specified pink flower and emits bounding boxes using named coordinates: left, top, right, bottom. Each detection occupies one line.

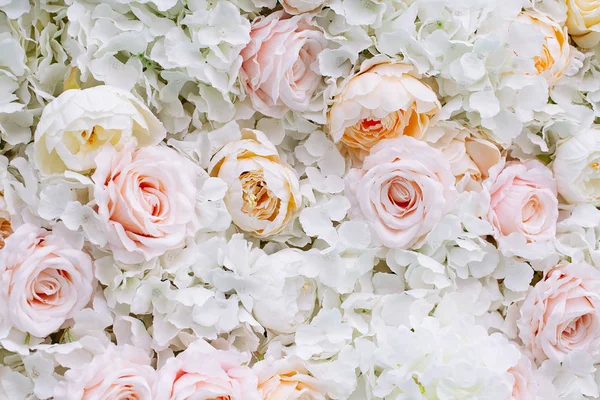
left=240, top=11, right=326, bottom=118
left=0, top=224, right=94, bottom=338
left=484, top=160, right=558, bottom=242
left=345, top=136, right=455, bottom=249
left=54, top=344, right=155, bottom=400
left=154, top=340, right=260, bottom=400
left=508, top=353, right=537, bottom=400
left=517, top=262, right=600, bottom=363
left=92, top=144, right=205, bottom=263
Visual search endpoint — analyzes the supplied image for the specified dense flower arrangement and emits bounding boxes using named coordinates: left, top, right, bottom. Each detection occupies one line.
left=4, top=0, right=600, bottom=398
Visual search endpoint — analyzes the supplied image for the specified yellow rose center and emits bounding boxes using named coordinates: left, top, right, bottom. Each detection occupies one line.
left=533, top=44, right=555, bottom=74
left=0, top=217, right=12, bottom=250
left=63, top=125, right=123, bottom=156
left=240, top=171, right=280, bottom=221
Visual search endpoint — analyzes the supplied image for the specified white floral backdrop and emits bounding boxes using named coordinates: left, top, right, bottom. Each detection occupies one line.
left=1, top=0, right=600, bottom=399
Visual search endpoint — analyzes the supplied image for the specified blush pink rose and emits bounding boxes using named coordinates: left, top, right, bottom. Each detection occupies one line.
left=54, top=344, right=155, bottom=400
left=508, top=353, right=537, bottom=400
left=0, top=223, right=94, bottom=338
left=484, top=159, right=558, bottom=242
left=92, top=144, right=205, bottom=264
left=154, top=340, right=260, bottom=400
left=240, top=11, right=326, bottom=118
left=517, top=262, right=600, bottom=363
left=345, top=136, right=455, bottom=249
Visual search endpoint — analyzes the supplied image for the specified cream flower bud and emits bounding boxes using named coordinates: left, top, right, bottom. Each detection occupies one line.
left=209, top=129, right=301, bottom=237
left=553, top=127, right=600, bottom=206
left=34, top=86, right=166, bottom=175
left=566, top=0, right=600, bottom=48
left=514, top=11, right=570, bottom=86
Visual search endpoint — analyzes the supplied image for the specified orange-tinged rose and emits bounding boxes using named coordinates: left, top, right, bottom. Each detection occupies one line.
left=328, top=60, right=439, bottom=163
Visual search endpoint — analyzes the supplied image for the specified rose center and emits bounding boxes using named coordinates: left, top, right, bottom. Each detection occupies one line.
left=239, top=171, right=280, bottom=221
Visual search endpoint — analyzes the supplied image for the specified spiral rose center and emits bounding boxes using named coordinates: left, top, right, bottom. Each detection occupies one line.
left=533, top=44, right=555, bottom=74
left=240, top=171, right=280, bottom=221
left=561, top=312, right=594, bottom=344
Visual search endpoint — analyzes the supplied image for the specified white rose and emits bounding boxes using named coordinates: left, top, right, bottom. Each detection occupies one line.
left=252, top=250, right=317, bottom=334
left=553, top=127, right=600, bottom=205
left=34, top=86, right=166, bottom=175
left=279, top=0, right=326, bottom=14
left=209, top=129, right=302, bottom=237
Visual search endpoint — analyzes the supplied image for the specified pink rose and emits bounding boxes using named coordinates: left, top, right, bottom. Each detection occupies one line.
left=345, top=136, right=455, bottom=249
left=0, top=224, right=94, bottom=338
left=154, top=340, right=260, bottom=400
left=508, top=353, right=537, bottom=400
left=484, top=159, right=558, bottom=242
left=92, top=144, right=205, bottom=263
left=54, top=344, right=155, bottom=400
left=254, top=356, right=326, bottom=400
left=517, top=262, right=600, bottom=362
left=240, top=11, right=326, bottom=118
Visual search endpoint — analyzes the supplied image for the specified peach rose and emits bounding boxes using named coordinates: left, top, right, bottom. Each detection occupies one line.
left=483, top=159, right=558, bottom=242
left=517, top=262, right=600, bottom=362
left=423, top=121, right=501, bottom=185
left=92, top=144, right=205, bottom=264
left=514, top=11, right=570, bottom=86
left=508, top=354, right=537, bottom=400
left=254, top=356, right=326, bottom=400
left=54, top=344, right=155, bottom=400
left=209, top=129, right=301, bottom=237
left=329, top=60, right=440, bottom=163
left=154, top=340, right=260, bottom=400
left=345, top=136, right=455, bottom=249
left=566, top=0, right=600, bottom=48
left=0, top=224, right=94, bottom=338
left=240, top=11, right=326, bottom=118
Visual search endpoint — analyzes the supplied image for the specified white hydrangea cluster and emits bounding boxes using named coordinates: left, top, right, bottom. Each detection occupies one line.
left=4, top=0, right=600, bottom=398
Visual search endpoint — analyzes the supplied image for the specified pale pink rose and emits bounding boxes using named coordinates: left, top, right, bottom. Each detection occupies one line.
left=517, top=262, right=600, bottom=363
left=508, top=354, right=537, bottom=400
left=254, top=356, right=326, bottom=400
left=154, top=340, right=260, bottom=400
left=54, top=344, right=155, bottom=400
left=92, top=144, right=205, bottom=264
left=345, top=136, right=455, bottom=249
left=484, top=159, right=558, bottom=242
left=240, top=11, right=326, bottom=118
left=0, top=224, right=94, bottom=338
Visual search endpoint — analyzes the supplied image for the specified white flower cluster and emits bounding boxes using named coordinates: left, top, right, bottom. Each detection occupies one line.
left=3, top=0, right=600, bottom=399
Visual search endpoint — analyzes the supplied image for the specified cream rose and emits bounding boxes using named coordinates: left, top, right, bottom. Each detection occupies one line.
left=209, top=129, right=301, bottom=237
left=423, top=121, right=501, bottom=186
left=553, top=127, right=600, bottom=206
left=0, top=223, right=94, bottom=338
left=240, top=11, right=326, bottom=118
left=279, top=0, right=326, bottom=14
left=154, top=339, right=260, bottom=400
left=254, top=356, right=326, bottom=400
left=517, top=262, right=600, bottom=362
left=54, top=344, right=155, bottom=400
left=345, top=136, right=455, bottom=249
left=566, top=0, right=600, bottom=48
left=514, top=11, right=570, bottom=86
left=92, top=144, right=205, bottom=264
left=329, top=60, right=440, bottom=163
left=484, top=159, right=558, bottom=242
left=34, top=85, right=166, bottom=175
